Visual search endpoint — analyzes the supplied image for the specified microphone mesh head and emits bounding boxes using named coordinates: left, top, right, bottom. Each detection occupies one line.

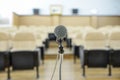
left=54, top=25, right=67, bottom=40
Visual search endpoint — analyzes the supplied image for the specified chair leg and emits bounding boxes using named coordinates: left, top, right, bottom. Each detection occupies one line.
left=74, top=55, right=76, bottom=64
left=42, top=52, right=44, bottom=64
left=36, top=66, right=39, bottom=79
left=108, top=65, right=112, bottom=76
left=83, top=65, right=85, bottom=77
left=38, top=46, right=44, bottom=64
left=7, top=65, right=11, bottom=80
left=7, top=53, right=11, bottom=80
left=41, top=52, right=44, bottom=64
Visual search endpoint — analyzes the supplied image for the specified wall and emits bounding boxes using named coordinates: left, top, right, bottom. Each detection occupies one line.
left=0, top=0, right=120, bottom=15
left=0, top=0, right=120, bottom=27
left=32, top=0, right=120, bottom=15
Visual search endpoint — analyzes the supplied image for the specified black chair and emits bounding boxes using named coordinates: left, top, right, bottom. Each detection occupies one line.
left=10, top=50, right=40, bottom=79
left=109, top=31, right=120, bottom=75
left=0, top=51, right=11, bottom=80
left=66, top=38, right=72, bottom=48
left=73, top=45, right=80, bottom=63
left=43, top=39, right=49, bottom=49
left=0, top=32, right=11, bottom=80
left=0, top=52, right=6, bottom=71
left=82, top=31, right=111, bottom=76
left=110, top=50, right=120, bottom=75
left=111, top=50, right=120, bottom=67
left=37, top=46, right=45, bottom=64
left=82, top=50, right=110, bottom=76
left=48, top=33, right=56, bottom=41
left=8, top=32, right=40, bottom=79
left=43, top=33, right=56, bottom=49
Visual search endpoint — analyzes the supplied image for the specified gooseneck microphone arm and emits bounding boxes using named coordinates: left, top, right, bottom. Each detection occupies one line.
left=58, top=39, right=64, bottom=54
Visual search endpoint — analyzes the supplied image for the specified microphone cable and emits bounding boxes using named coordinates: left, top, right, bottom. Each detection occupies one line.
left=50, top=54, right=59, bottom=80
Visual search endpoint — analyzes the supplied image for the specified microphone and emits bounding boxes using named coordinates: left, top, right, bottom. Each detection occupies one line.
left=53, top=25, right=66, bottom=80
left=54, top=25, right=67, bottom=41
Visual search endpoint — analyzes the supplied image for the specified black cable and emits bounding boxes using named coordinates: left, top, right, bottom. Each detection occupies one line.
left=50, top=54, right=59, bottom=80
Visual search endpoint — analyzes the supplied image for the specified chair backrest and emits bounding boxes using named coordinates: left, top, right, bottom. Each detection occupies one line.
left=109, top=31, right=120, bottom=50
left=109, top=31, right=120, bottom=67
left=48, top=33, right=56, bottom=41
left=73, top=32, right=84, bottom=45
left=35, top=32, right=43, bottom=46
left=84, top=31, right=106, bottom=50
left=0, top=32, right=9, bottom=51
left=12, top=32, right=36, bottom=51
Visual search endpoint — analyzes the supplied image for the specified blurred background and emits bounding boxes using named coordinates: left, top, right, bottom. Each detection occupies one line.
left=0, top=0, right=120, bottom=80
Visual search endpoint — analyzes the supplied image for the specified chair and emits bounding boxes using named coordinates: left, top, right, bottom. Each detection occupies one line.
left=35, top=32, right=45, bottom=64
left=0, top=31, right=11, bottom=80
left=10, top=32, right=40, bottom=79
left=73, top=32, right=84, bottom=63
left=82, top=31, right=110, bottom=76
left=109, top=31, right=120, bottom=75
left=43, top=33, right=56, bottom=49
left=48, top=33, right=56, bottom=41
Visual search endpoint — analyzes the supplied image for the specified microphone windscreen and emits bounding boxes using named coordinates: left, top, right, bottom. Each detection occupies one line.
left=54, top=25, right=67, bottom=40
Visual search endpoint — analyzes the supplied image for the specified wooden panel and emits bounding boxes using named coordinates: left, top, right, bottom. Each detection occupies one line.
left=19, top=15, right=51, bottom=26
left=13, top=13, right=19, bottom=26
left=51, top=15, right=61, bottom=26
left=12, top=13, right=120, bottom=27
left=90, top=16, right=98, bottom=28
left=98, top=16, right=120, bottom=27
left=60, top=16, right=91, bottom=26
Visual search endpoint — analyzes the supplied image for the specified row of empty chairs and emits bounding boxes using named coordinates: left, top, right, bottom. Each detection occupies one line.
left=73, top=29, right=120, bottom=60
left=73, top=30, right=120, bottom=76
left=0, top=25, right=120, bottom=78
left=0, top=26, right=46, bottom=61
left=0, top=25, right=119, bottom=43
left=15, top=26, right=119, bottom=77
left=72, top=27, right=120, bottom=45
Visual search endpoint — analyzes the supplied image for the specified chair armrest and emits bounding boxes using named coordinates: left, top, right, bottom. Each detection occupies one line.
left=79, top=46, right=85, bottom=67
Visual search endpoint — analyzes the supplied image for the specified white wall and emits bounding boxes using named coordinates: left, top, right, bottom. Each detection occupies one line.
left=0, top=0, right=120, bottom=15
left=15, top=0, right=120, bottom=15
